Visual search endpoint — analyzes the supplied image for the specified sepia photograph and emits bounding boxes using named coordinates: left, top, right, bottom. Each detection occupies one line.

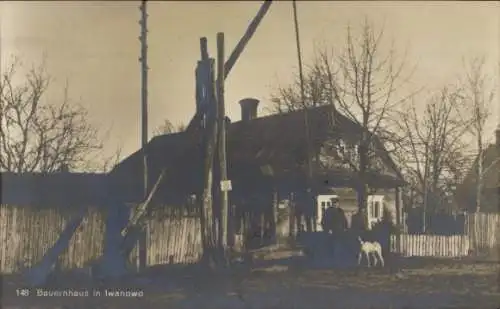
left=1, top=1, right=499, bottom=308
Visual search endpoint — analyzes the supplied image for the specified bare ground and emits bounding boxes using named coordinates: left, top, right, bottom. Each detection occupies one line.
left=2, top=250, right=499, bottom=309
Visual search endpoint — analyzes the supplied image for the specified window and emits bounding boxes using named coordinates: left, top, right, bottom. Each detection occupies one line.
left=374, top=201, right=381, bottom=218
left=327, top=202, right=332, bottom=207
left=321, top=202, right=326, bottom=207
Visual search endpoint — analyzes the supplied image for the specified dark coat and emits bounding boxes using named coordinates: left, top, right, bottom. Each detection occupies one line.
left=322, top=206, right=347, bottom=232
left=351, top=211, right=366, bottom=232
left=333, top=207, right=348, bottom=231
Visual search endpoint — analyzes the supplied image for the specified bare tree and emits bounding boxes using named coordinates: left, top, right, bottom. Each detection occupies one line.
left=85, top=144, right=123, bottom=173
left=460, top=56, right=495, bottom=212
left=394, top=87, right=473, bottom=220
left=153, top=119, right=186, bottom=136
left=0, top=58, right=113, bottom=173
left=271, top=19, right=415, bottom=220
left=270, top=65, right=328, bottom=113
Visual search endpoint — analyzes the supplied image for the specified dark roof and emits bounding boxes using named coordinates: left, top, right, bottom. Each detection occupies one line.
left=110, top=128, right=267, bottom=204
left=227, top=105, right=348, bottom=166
left=1, top=172, right=108, bottom=208
left=228, top=104, right=403, bottom=183
left=110, top=105, right=404, bottom=203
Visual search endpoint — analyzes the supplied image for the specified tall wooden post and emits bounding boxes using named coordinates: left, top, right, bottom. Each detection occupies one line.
left=197, top=37, right=219, bottom=269
left=194, top=0, right=272, bottom=268
left=138, top=0, right=149, bottom=272
left=216, top=33, right=229, bottom=255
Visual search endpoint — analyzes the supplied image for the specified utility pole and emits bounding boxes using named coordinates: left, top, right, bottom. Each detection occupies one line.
left=138, top=0, right=149, bottom=272
left=292, top=0, right=314, bottom=232
left=139, top=0, right=149, bottom=197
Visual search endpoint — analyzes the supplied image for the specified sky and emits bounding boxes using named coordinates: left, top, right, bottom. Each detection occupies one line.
left=1, top=1, right=499, bottom=161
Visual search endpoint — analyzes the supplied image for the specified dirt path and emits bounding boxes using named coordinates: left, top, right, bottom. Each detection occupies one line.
left=2, top=257, right=499, bottom=309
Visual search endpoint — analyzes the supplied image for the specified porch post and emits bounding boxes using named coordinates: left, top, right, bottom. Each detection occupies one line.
left=395, top=186, right=403, bottom=227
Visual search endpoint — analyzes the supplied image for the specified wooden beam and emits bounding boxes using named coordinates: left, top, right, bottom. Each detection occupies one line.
left=121, top=169, right=166, bottom=237
left=224, top=0, right=273, bottom=80
left=120, top=170, right=166, bottom=258
left=25, top=208, right=87, bottom=286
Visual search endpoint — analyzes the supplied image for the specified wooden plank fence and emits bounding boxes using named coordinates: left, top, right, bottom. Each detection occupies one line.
left=146, top=215, right=202, bottom=266
left=390, top=234, right=470, bottom=257
left=0, top=205, right=205, bottom=274
left=1, top=203, right=498, bottom=273
left=466, top=212, right=500, bottom=255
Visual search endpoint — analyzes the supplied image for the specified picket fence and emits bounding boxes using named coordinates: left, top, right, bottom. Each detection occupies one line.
left=0, top=205, right=204, bottom=274
left=390, top=234, right=470, bottom=257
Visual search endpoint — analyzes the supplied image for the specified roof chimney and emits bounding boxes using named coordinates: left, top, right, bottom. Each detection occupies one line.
left=239, top=98, right=259, bottom=122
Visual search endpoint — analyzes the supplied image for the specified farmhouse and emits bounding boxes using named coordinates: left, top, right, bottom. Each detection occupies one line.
left=110, top=98, right=406, bottom=234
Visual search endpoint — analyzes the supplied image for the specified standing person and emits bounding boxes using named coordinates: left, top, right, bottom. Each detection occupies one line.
left=320, top=201, right=335, bottom=257
left=330, top=197, right=348, bottom=256
left=350, top=208, right=368, bottom=258
left=300, top=189, right=314, bottom=232
left=311, top=194, right=318, bottom=232
left=320, top=204, right=327, bottom=232
left=351, top=208, right=368, bottom=239
left=289, top=192, right=299, bottom=237
left=321, top=202, right=334, bottom=234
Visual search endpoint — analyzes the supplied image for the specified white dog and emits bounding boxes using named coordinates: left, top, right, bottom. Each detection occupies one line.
left=357, top=236, right=384, bottom=267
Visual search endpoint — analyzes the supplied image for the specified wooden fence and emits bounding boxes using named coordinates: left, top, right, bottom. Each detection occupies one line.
left=0, top=205, right=204, bottom=274
left=146, top=215, right=202, bottom=266
left=391, top=213, right=500, bottom=258
left=1, top=204, right=498, bottom=273
left=390, top=234, right=470, bottom=257
left=466, top=212, right=500, bottom=255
